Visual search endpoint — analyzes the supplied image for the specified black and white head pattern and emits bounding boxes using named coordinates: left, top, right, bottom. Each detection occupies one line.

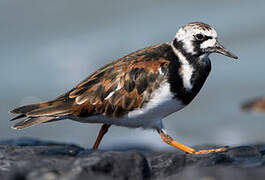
left=174, top=22, right=218, bottom=58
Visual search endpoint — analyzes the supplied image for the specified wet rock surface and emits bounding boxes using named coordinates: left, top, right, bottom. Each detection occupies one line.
left=1, top=138, right=265, bottom=180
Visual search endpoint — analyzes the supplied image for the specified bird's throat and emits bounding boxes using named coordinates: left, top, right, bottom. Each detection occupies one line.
left=169, top=40, right=211, bottom=105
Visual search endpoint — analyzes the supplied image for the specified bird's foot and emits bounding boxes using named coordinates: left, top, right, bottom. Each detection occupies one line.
left=191, top=146, right=229, bottom=154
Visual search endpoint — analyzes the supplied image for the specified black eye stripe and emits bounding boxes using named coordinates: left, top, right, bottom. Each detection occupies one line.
left=204, top=36, right=212, bottom=41
left=194, top=35, right=213, bottom=42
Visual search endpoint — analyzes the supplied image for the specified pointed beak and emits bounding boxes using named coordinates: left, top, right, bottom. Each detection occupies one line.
left=207, top=40, right=238, bottom=59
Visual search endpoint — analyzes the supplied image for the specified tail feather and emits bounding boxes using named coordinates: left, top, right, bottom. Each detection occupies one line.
left=10, top=114, right=27, bottom=121
left=10, top=98, right=74, bottom=129
left=27, top=103, right=72, bottom=117
left=12, top=117, right=55, bottom=130
left=10, top=104, right=42, bottom=114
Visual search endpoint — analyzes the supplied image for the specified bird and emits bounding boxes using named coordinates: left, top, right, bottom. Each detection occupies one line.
left=241, top=96, right=265, bottom=113
left=10, top=22, right=238, bottom=154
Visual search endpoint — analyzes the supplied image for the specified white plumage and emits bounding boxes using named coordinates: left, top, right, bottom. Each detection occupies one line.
left=70, top=81, right=184, bottom=129
left=171, top=44, right=194, bottom=90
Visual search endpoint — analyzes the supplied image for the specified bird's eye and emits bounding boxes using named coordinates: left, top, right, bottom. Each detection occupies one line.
left=195, top=34, right=204, bottom=41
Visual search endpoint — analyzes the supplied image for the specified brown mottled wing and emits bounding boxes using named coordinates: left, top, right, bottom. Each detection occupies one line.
left=69, top=43, right=171, bottom=118
left=10, top=43, right=172, bottom=129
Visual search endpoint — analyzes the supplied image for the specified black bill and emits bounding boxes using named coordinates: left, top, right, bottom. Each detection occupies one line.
left=207, top=41, right=238, bottom=59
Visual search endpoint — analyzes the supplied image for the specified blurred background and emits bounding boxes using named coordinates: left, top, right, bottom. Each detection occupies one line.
left=1, top=0, right=265, bottom=150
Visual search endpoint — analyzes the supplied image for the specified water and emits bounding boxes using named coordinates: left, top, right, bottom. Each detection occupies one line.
left=1, top=0, right=265, bottom=150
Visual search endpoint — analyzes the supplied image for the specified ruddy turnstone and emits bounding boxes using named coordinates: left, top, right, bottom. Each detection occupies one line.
left=10, top=22, right=238, bottom=154
left=241, top=96, right=265, bottom=113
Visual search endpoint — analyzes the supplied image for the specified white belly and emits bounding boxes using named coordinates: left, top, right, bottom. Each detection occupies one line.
left=68, top=82, right=185, bottom=129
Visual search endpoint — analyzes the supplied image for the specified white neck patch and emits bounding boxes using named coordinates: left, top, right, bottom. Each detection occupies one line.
left=171, top=43, right=194, bottom=90
left=175, top=28, right=195, bottom=55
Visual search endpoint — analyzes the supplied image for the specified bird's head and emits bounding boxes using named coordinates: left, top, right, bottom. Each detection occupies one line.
left=173, top=22, right=238, bottom=60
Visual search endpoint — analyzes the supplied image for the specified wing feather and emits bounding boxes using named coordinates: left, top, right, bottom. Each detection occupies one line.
left=10, top=43, right=172, bottom=128
left=70, top=43, right=171, bottom=118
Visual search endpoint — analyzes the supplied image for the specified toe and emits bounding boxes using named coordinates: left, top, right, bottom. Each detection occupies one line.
left=193, top=146, right=228, bottom=154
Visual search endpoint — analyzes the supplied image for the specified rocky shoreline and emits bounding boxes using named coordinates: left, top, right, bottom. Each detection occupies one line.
left=1, top=138, right=265, bottom=180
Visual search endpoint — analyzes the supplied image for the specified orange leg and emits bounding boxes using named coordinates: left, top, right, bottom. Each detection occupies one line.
left=158, top=129, right=228, bottom=154
left=92, top=124, right=111, bottom=150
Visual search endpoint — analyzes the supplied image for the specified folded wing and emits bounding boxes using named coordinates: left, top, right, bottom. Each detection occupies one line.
left=10, top=43, right=171, bottom=129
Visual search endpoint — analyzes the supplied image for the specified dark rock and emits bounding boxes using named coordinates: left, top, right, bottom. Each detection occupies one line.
left=73, top=151, right=150, bottom=180
left=1, top=138, right=265, bottom=180
left=0, top=138, right=76, bottom=146
left=226, top=146, right=263, bottom=167
left=147, top=151, right=185, bottom=178
left=169, top=166, right=265, bottom=180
